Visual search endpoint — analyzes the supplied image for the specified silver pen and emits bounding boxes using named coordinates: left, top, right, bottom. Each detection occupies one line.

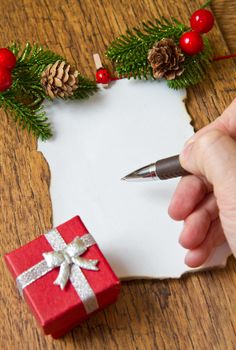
left=122, top=155, right=191, bottom=181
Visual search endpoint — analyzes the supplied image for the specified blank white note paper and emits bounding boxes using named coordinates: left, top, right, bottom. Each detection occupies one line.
left=38, top=79, right=231, bottom=279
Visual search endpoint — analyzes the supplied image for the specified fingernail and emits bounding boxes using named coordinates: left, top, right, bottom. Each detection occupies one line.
left=184, top=250, right=194, bottom=266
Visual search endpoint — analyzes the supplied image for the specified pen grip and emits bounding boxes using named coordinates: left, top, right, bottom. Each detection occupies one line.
left=156, top=155, right=190, bottom=180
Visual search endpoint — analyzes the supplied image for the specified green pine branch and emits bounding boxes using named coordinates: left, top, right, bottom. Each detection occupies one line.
left=0, top=93, right=52, bottom=140
left=167, top=38, right=213, bottom=89
left=11, top=69, right=47, bottom=108
left=106, top=17, right=214, bottom=89
left=72, top=75, right=98, bottom=99
left=9, top=42, right=63, bottom=77
left=106, top=17, right=188, bottom=79
left=0, top=43, right=98, bottom=140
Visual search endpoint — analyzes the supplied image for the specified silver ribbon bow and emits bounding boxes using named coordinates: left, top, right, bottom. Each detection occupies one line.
left=43, top=236, right=99, bottom=290
left=16, top=229, right=100, bottom=314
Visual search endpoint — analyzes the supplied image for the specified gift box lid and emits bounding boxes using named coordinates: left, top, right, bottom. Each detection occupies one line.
left=4, top=216, right=120, bottom=336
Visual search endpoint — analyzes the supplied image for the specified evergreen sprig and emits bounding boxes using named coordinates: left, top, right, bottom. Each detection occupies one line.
left=71, top=75, right=98, bottom=100
left=167, top=38, right=213, bottom=89
left=0, top=93, right=52, bottom=140
left=10, top=42, right=63, bottom=76
left=1, top=43, right=98, bottom=140
left=106, top=17, right=213, bottom=89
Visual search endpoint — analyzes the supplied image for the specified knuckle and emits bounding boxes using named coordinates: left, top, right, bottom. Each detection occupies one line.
left=195, top=129, right=227, bottom=154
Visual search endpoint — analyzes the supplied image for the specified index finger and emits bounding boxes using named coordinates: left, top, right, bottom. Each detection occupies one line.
left=168, top=175, right=211, bottom=220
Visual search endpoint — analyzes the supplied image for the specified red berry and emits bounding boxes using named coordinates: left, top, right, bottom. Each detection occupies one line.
left=0, top=48, right=16, bottom=71
left=190, top=9, right=214, bottom=34
left=96, top=68, right=111, bottom=84
left=179, top=31, right=204, bottom=56
left=0, top=66, right=12, bottom=92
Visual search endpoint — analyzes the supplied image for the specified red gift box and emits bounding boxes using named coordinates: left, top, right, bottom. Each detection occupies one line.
left=4, top=216, right=120, bottom=338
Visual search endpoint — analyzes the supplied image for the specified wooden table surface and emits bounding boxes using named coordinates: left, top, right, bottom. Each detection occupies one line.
left=1, top=1, right=236, bottom=349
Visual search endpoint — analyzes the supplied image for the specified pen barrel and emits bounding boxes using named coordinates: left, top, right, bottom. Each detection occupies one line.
left=156, top=155, right=190, bottom=180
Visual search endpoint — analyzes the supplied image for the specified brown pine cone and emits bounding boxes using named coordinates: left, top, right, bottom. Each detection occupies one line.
left=148, top=38, right=185, bottom=80
left=41, top=60, right=79, bottom=99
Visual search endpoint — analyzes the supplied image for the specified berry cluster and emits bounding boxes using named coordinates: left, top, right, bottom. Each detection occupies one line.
left=179, top=9, right=214, bottom=56
left=0, top=48, right=16, bottom=92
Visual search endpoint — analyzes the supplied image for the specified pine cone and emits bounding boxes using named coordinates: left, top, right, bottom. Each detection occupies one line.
left=148, top=38, right=185, bottom=80
left=41, top=60, right=79, bottom=99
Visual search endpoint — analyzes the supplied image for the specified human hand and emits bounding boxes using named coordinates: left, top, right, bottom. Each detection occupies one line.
left=168, top=98, right=236, bottom=267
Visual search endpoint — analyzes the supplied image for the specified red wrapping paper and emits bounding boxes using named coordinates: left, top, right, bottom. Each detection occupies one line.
left=4, top=216, right=121, bottom=338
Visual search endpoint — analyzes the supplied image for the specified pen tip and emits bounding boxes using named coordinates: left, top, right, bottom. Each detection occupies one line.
left=121, top=163, right=157, bottom=182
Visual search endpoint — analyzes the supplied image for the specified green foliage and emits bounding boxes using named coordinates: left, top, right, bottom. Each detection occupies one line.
left=106, top=18, right=188, bottom=80
left=167, top=38, right=213, bottom=89
left=106, top=17, right=213, bottom=89
left=10, top=42, right=63, bottom=76
left=0, top=43, right=98, bottom=140
left=0, top=93, right=52, bottom=140
left=72, top=75, right=98, bottom=100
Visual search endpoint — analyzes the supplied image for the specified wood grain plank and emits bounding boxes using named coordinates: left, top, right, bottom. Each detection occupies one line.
left=1, top=0, right=236, bottom=349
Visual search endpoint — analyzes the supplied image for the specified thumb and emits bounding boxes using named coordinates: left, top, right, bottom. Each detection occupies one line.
left=180, top=129, right=236, bottom=256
